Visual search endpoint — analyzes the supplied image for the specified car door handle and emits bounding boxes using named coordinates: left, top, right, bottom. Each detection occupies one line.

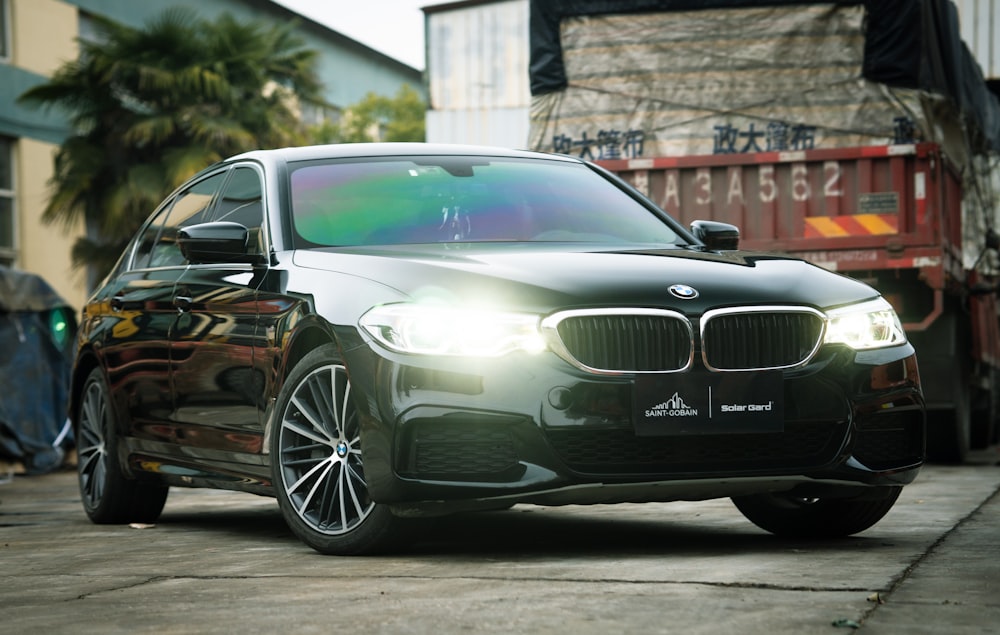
left=173, top=296, right=193, bottom=312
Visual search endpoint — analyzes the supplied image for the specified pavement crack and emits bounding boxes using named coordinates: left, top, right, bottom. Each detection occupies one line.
left=857, top=481, right=1000, bottom=626
left=76, top=575, right=171, bottom=600
left=73, top=572, right=867, bottom=595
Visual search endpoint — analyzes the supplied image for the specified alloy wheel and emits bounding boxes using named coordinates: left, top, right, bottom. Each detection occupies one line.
left=277, top=363, right=375, bottom=535
left=77, top=376, right=110, bottom=510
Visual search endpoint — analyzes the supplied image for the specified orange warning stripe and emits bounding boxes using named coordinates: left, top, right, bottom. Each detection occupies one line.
left=804, top=214, right=898, bottom=238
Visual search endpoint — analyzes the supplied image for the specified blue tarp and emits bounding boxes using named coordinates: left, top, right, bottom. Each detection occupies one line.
left=0, top=267, right=76, bottom=474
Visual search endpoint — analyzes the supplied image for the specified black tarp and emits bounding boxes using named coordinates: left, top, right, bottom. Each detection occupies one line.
left=529, top=0, right=1000, bottom=152
left=0, top=267, right=76, bottom=475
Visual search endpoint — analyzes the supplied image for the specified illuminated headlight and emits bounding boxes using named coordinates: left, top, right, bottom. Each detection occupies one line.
left=824, top=298, right=906, bottom=350
left=359, top=303, right=547, bottom=356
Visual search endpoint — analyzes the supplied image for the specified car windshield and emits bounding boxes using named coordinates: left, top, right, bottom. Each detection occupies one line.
left=288, top=156, right=683, bottom=247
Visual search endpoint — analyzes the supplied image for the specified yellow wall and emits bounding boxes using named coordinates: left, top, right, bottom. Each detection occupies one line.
left=11, top=0, right=77, bottom=75
left=17, top=138, right=88, bottom=310
left=10, top=0, right=85, bottom=310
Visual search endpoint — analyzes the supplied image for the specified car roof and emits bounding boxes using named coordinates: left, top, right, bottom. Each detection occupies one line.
left=224, top=142, right=581, bottom=167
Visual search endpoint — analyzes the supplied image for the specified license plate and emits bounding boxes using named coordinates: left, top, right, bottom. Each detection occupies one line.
left=633, top=370, right=784, bottom=436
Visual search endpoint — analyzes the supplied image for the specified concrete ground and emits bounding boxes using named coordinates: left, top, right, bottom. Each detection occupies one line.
left=1, top=449, right=998, bottom=634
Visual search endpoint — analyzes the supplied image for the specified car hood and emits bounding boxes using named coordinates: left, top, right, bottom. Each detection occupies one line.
left=292, top=244, right=878, bottom=315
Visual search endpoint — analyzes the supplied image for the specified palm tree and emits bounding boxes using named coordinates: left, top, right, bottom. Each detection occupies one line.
left=19, top=8, right=326, bottom=279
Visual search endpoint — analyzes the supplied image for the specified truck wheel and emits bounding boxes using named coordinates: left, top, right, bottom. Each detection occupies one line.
left=970, top=367, right=998, bottom=449
left=926, top=362, right=971, bottom=463
left=732, top=487, right=902, bottom=538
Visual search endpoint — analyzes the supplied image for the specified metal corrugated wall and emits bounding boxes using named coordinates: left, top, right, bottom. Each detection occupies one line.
left=426, top=0, right=530, bottom=147
left=955, top=0, right=999, bottom=80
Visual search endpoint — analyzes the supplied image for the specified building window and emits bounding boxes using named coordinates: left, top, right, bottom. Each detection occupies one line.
left=0, top=0, right=10, bottom=61
left=0, top=137, right=14, bottom=267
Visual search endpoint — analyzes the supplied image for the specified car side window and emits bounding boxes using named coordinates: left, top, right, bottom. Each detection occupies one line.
left=132, top=202, right=174, bottom=270
left=213, top=166, right=264, bottom=258
left=135, top=171, right=228, bottom=269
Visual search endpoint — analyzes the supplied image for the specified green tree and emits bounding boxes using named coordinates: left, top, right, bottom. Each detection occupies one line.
left=337, top=84, right=426, bottom=143
left=19, top=8, right=326, bottom=278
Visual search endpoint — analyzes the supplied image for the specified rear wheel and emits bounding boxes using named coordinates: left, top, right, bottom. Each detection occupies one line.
left=76, top=368, right=168, bottom=524
left=271, top=344, right=413, bottom=555
left=732, top=487, right=902, bottom=538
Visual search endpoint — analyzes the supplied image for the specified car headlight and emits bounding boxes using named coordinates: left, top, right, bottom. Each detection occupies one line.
left=824, top=297, right=906, bottom=350
left=359, top=303, right=547, bottom=356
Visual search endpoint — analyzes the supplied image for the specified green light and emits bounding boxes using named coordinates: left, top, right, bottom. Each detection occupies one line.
left=49, top=309, right=70, bottom=348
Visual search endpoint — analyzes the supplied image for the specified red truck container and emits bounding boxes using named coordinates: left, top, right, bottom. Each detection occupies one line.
left=598, top=142, right=1000, bottom=462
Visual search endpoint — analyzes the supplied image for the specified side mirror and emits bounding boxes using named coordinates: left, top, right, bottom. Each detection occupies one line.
left=690, top=220, right=740, bottom=251
left=177, top=221, right=260, bottom=264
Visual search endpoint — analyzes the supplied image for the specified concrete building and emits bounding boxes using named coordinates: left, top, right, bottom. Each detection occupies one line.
left=0, top=0, right=423, bottom=309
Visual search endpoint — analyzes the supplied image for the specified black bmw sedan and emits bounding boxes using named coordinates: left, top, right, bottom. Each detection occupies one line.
left=70, top=143, right=924, bottom=555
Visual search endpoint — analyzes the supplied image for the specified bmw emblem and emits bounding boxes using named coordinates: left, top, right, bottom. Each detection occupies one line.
left=668, top=284, right=699, bottom=300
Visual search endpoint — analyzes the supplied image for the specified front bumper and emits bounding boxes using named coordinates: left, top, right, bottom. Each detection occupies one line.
left=342, top=334, right=924, bottom=514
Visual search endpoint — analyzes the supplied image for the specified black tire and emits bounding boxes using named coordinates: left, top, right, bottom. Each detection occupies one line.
left=271, top=344, right=413, bottom=555
left=971, top=367, right=998, bottom=449
left=732, top=487, right=902, bottom=538
left=75, top=367, right=168, bottom=524
left=926, top=361, right=971, bottom=463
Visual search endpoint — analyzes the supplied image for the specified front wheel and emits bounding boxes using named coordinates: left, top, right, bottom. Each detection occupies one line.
left=76, top=367, right=168, bottom=524
left=271, top=344, right=413, bottom=555
left=732, top=487, right=902, bottom=538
